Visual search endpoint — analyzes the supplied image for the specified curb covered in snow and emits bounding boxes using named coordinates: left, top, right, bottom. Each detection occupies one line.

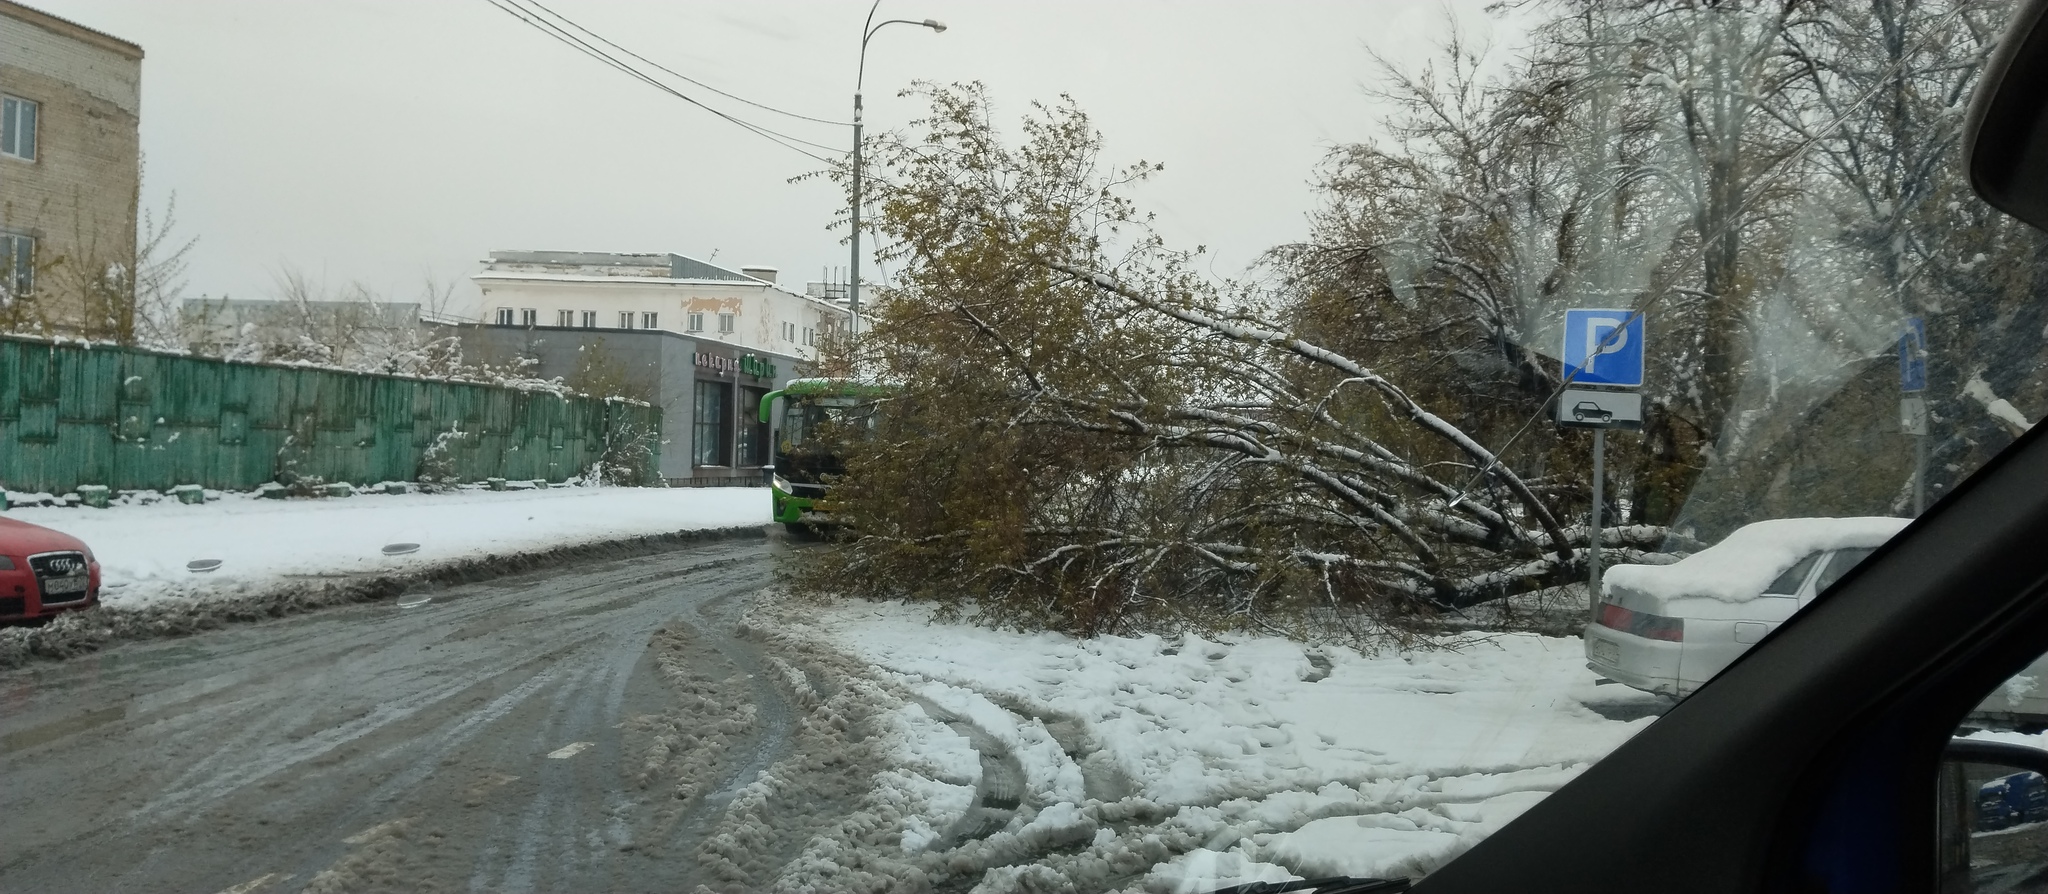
left=0, top=524, right=770, bottom=669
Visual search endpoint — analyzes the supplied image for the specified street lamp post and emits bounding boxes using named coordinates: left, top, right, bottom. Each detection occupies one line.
left=851, top=5, right=944, bottom=336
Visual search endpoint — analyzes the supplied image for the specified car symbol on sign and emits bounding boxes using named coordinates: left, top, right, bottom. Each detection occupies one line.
left=1572, top=401, right=1614, bottom=423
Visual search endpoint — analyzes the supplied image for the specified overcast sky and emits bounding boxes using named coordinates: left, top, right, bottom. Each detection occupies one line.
left=30, top=0, right=1528, bottom=316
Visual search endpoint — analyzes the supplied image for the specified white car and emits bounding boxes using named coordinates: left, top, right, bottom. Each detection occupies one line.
left=1584, top=517, right=1910, bottom=697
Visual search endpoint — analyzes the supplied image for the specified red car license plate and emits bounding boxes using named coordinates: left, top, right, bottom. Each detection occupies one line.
left=43, top=576, right=87, bottom=595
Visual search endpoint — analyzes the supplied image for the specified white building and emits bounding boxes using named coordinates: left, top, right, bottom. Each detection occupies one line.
left=469, top=251, right=850, bottom=361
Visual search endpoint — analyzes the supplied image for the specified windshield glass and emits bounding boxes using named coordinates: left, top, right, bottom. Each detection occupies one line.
left=781, top=395, right=879, bottom=450
left=0, top=2, right=2038, bottom=892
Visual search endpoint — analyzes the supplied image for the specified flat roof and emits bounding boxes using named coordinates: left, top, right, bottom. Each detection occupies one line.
left=471, top=271, right=852, bottom=317
left=483, top=250, right=761, bottom=284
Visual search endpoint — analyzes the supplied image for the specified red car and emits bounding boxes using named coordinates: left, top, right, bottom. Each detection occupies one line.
left=0, top=517, right=102, bottom=624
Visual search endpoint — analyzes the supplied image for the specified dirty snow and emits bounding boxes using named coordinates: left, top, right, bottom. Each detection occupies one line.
left=794, top=599, right=1662, bottom=890
left=1605, top=516, right=1909, bottom=603
left=2, top=486, right=768, bottom=608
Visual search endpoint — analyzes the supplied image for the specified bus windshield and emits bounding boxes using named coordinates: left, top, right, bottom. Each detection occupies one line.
left=781, top=395, right=880, bottom=449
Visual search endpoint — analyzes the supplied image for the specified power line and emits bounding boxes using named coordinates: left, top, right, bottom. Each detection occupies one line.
left=491, top=0, right=841, bottom=156
left=484, top=0, right=841, bottom=164
left=516, top=0, right=851, bottom=128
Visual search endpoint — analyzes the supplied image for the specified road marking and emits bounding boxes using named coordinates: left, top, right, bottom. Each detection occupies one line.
left=547, top=741, right=595, bottom=759
left=214, top=872, right=291, bottom=894
left=343, top=818, right=408, bottom=845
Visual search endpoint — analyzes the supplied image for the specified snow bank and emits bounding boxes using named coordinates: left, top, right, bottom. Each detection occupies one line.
left=795, top=599, right=1660, bottom=888
left=3, top=486, right=769, bottom=608
left=1605, top=516, right=1908, bottom=603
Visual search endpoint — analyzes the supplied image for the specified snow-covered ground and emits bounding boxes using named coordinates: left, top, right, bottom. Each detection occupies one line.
left=790, top=599, right=1664, bottom=891
left=5, top=486, right=769, bottom=608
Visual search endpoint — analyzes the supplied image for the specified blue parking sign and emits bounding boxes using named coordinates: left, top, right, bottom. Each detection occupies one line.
left=1900, top=317, right=1927, bottom=393
left=1562, top=308, right=1646, bottom=388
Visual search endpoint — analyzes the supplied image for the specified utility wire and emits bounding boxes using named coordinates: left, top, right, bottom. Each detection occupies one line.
left=484, top=0, right=841, bottom=163
left=516, top=0, right=851, bottom=128
left=502, top=0, right=845, bottom=154
left=493, top=0, right=842, bottom=155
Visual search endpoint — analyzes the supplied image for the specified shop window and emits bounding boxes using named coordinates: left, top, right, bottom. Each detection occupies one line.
left=694, top=381, right=730, bottom=466
left=738, top=386, right=771, bottom=466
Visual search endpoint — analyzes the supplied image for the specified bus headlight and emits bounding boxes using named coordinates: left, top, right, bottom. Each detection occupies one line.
left=772, top=474, right=792, bottom=494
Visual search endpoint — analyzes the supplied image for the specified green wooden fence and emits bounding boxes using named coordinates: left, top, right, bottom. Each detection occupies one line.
left=0, top=336, right=659, bottom=494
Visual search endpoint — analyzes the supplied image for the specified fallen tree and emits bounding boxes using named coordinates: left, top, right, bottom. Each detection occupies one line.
left=794, top=84, right=1686, bottom=638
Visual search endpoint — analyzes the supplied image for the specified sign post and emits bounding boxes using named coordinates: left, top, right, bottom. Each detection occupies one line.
left=1900, top=317, right=1928, bottom=515
left=1560, top=308, right=1646, bottom=622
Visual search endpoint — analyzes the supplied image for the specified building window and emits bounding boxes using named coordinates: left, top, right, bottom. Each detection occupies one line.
left=693, top=381, right=731, bottom=466
left=618, top=311, right=633, bottom=329
left=718, top=312, right=736, bottom=334
left=556, top=309, right=574, bottom=326
left=804, top=327, right=813, bottom=346
left=1, top=96, right=36, bottom=161
left=687, top=312, right=704, bottom=332
left=0, top=231, right=31, bottom=296
left=495, top=307, right=514, bottom=326
left=642, top=311, right=658, bottom=330
left=521, top=308, right=538, bottom=326
left=738, top=386, right=771, bottom=466
left=581, top=310, right=596, bottom=328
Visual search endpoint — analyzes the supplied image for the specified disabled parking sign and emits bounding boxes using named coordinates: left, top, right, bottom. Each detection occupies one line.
left=1562, top=308, right=1646, bottom=388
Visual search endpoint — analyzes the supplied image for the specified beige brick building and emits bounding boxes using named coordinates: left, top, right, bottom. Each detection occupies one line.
left=0, top=1, right=142, bottom=335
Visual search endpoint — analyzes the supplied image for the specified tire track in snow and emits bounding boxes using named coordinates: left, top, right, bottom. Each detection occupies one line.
left=909, top=695, right=1026, bottom=847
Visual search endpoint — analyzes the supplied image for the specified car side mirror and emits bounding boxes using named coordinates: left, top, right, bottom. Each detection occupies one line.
left=1938, top=739, right=2048, bottom=890
left=1965, top=0, right=2048, bottom=231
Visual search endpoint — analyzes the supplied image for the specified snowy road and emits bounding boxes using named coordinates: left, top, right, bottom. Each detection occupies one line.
left=0, top=534, right=882, bottom=894
left=0, top=529, right=1671, bottom=893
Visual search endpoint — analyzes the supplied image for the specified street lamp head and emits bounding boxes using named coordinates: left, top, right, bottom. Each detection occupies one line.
left=923, top=18, right=947, bottom=32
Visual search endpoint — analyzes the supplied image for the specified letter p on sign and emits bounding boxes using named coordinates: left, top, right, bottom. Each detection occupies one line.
left=1562, top=308, right=1646, bottom=388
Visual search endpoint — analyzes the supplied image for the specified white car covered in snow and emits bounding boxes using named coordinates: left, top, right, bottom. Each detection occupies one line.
left=1584, top=517, right=1910, bottom=698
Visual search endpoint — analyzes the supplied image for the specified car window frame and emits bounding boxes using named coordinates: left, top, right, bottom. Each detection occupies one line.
left=1767, top=551, right=1826, bottom=597
left=1810, top=547, right=1880, bottom=598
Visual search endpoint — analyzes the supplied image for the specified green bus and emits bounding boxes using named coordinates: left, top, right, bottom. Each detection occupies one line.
left=758, top=378, right=891, bottom=531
